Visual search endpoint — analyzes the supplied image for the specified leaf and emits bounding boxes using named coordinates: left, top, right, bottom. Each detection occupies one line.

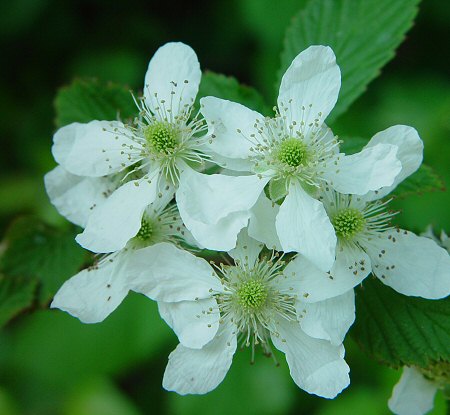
left=54, top=78, right=137, bottom=128
left=0, top=217, right=87, bottom=306
left=0, top=274, right=37, bottom=327
left=197, top=71, right=271, bottom=115
left=351, top=277, right=450, bottom=369
left=391, top=164, right=445, bottom=198
left=279, top=0, right=420, bottom=122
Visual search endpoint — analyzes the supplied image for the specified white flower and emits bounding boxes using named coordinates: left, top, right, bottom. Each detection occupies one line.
left=388, top=366, right=443, bottom=415
left=177, top=45, right=402, bottom=271
left=284, top=126, right=450, bottom=301
left=51, top=42, right=208, bottom=254
left=127, top=231, right=352, bottom=398
left=51, top=196, right=194, bottom=323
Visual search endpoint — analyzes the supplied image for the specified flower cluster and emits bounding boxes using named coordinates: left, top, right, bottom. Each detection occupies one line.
left=45, top=42, right=450, bottom=401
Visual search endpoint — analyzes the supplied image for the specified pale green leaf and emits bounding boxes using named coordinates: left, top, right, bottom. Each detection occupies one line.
left=279, top=0, right=420, bottom=122
left=268, top=177, right=288, bottom=202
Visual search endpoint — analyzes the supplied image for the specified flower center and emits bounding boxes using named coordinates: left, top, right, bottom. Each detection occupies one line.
left=237, top=279, right=268, bottom=311
left=144, top=122, right=179, bottom=154
left=332, top=208, right=365, bottom=239
left=277, top=138, right=308, bottom=167
left=136, top=218, right=153, bottom=241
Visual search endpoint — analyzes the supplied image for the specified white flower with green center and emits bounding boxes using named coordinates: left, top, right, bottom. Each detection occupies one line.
left=127, top=231, right=353, bottom=398
left=283, top=126, right=450, bottom=302
left=176, top=45, right=402, bottom=272
left=50, top=42, right=208, bottom=254
left=51, top=196, right=195, bottom=324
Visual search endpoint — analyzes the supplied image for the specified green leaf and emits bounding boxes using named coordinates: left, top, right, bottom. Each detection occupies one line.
left=351, top=277, right=450, bottom=369
left=197, top=71, right=271, bottom=115
left=0, top=274, right=37, bottom=327
left=391, top=164, right=445, bottom=198
left=279, top=0, right=420, bottom=122
left=54, top=78, right=137, bottom=128
left=0, top=217, right=87, bottom=306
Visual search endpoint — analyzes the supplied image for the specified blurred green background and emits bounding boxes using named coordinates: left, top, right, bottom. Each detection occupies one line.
left=0, top=0, right=449, bottom=414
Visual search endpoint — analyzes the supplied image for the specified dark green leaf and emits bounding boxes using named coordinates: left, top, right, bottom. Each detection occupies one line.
left=391, top=164, right=445, bottom=198
left=351, top=277, right=450, bottom=369
left=0, top=274, right=37, bottom=327
left=197, top=71, right=271, bottom=115
left=279, top=0, right=420, bottom=122
left=54, top=78, right=137, bottom=128
left=0, top=217, right=87, bottom=305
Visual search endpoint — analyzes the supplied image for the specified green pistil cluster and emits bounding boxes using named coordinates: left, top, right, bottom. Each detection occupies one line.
left=237, top=279, right=268, bottom=311
left=277, top=138, right=308, bottom=168
left=136, top=218, right=153, bottom=241
left=145, top=122, right=179, bottom=154
left=332, top=208, right=365, bottom=239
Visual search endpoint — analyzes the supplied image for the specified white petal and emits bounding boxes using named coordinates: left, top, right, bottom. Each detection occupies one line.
left=388, top=367, right=437, bottom=415
left=248, top=193, right=282, bottom=251
left=76, top=174, right=159, bottom=253
left=177, top=168, right=269, bottom=225
left=281, top=245, right=370, bottom=302
left=366, top=230, right=450, bottom=299
left=363, top=125, right=424, bottom=201
left=271, top=319, right=350, bottom=398
left=180, top=209, right=251, bottom=251
left=200, top=148, right=254, bottom=172
left=44, top=166, right=115, bottom=227
left=52, top=120, right=139, bottom=177
left=158, top=298, right=220, bottom=349
left=276, top=181, right=336, bottom=272
left=128, top=243, right=222, bottom=302
left=228, top=228, right=264, bottom=268
left=324, top=143, right=402, bottom=195
left=144, top=42, right=201, bottom=119
left=297, top=290, right=355, bottom=345
left=162, top=323, right=237, bottom=395
left=278, top=46, right=340, bottom=131
left=200, top=96, right=264, bottom=160
left=50, top=252, right=130, bottom=323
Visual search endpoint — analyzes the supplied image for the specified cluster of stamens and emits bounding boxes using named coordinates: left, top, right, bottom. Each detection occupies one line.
left=144, top=122, right=179, bottom=155
left=131, top=203, right=187, bottom=248
left=101, top=82, right=210, bottom=186
left=212, top=252, right=296, bottom=362
left=277, top=137, right=308, bottom=168
left=136, top=218, right=153, bottom=241
left=233, top=105, right=340, bottom=189
left=332, top=208, right=366, bottom=239
left=320, top=188, right=397, bottom=248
